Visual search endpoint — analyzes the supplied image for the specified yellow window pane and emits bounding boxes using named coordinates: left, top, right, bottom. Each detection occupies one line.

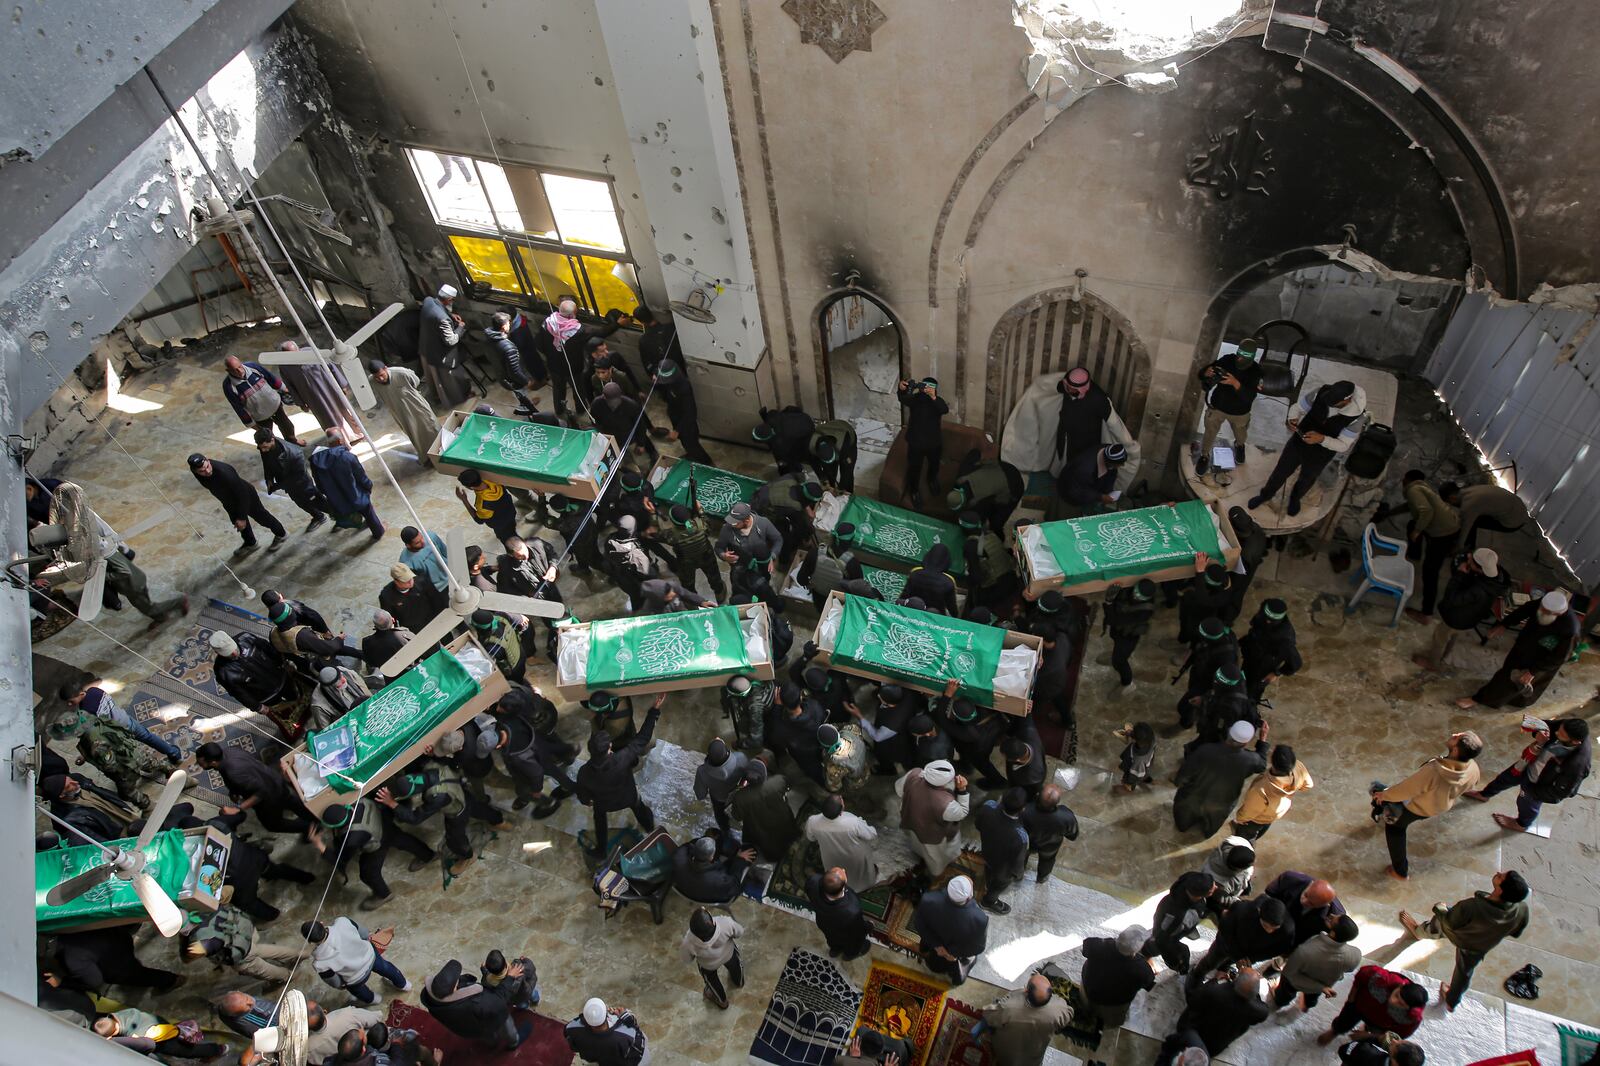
left=448, top=235, right=523, bottom=293
left=516, top=247, right=583, bottom=307
left=583, top=256, right=641, bottom=317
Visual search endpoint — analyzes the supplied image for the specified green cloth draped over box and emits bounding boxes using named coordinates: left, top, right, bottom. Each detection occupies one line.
left=310, top=648, right=481, bottom=794
left=837, top=496, right=967, bottom=576
left=860, top=564, right=908, bottom=602
left=36, top=829, right=190, bottom=931
left=834, top=595, right=1004, bottom=706
left=586, top=606, right=752, bottom=689
left=653, top=462, right=764, bottom=519
left=1039, top=498, right=1222, bottom=586
left=440, top=412, right=594, bottom=483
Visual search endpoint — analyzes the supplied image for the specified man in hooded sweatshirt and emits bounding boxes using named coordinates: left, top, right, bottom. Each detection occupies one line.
left=1370, top=730, right=1482, bottom=880
left=1468, top=717, right=1591, bottom=832
left=1200, top=836, right=1257, bottom=915
left=1141, top=871, right=1216, bottom=974
left=594, top=381, right=657, bottom=468
left=1232, top=743, right=1313, bottom=840
left=901, top=543, right=959, bottom=616
left=1239, top=598, right=1301, bottom=705
left=912, top=874, right=988, bottom=984
left=422, top=958, right=529, bottom=1049
left=1173, top=721, right=1270, bottom=836
left=1398, top=869, right=1531, bottom=1011
left=575, top=694, right=665, bottom=856
left=896, top=759, right=971, bottom=877
left=693, top=738, right=747, bottom=835
left=1248, top=379, right=1366, bottom=517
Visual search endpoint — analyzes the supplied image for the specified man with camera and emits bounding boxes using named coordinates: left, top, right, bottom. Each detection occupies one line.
left=1194, top=341, right=1263, bottom=476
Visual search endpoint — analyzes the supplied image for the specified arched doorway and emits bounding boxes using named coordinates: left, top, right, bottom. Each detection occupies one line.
left=986, top=285, right=1151, bottom=439
left=813, top=288, right=908, bottom=455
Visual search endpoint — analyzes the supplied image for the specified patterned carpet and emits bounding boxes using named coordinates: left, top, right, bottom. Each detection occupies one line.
left=923, top=997, right=991, bottom=1066
left=749, top=948, right=862, bottom=1066
left=119, top=598, right=280, bottom=805
left=854, top=960, right=948, bottom=1066
left=388, top=999, right=573, bottom=1065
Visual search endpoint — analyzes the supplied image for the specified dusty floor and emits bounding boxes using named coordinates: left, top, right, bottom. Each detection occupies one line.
left=30, top=334, right=1600, bottom=1063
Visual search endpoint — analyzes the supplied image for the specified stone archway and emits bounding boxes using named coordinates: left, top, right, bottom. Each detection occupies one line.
left=985, top=285, right=1151, bottom=439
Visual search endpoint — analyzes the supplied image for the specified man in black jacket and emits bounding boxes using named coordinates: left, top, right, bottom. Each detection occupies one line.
left=494, top=685, right=578, bottom=816
left=1179, top=561, right=1235, bottom=641
left=1469, top=717, right=1591, bottom=831
left=805, top=867, right=870, bottom=959
left=1174, top=968, right=1271, bottom=1058
left=255, top=429, right=327, bottom=531
left=484, top=311, right=540, bottom=414
left=1195, top=343, right=1263, bottom=475
left=576, top=694, right=666, bottom=856
left=897, top=377, right=949, bottom=506
left=379, top=564, right=448, bottom=637
left=1239, top=598, right=1301, bottom=705
left=1174, top=616, right=1240, bottom=730
left=189, top=452, right=287, bottom=552
left=50, top=926, right=182, bottom=994
left=361, top=610, right=413, bottom=675
left=911, top=874, right=988, bottom=985
left=1142, top=872, right=1215, bottom=974
left=196, top=740, right=312, bottom=835
left=1022, top=783, right=1079, bottom=881
left=753, top=404, right=816, bottom=475
left=975, top=787, right=1030, bottom=914
left=1186, top=894, right=1294, bottom=993
left=1226, top=506, right=1271, bottom=616
left=1264, top=871, right=1345, bottom=948
left=652, top=359, right=713, bottom=464
left=1081, top=926, right=1156, bottom=1027
left=208, top=807, right=317, bottom=920
left=672, top=834, right=755, bottom=904
left=422, top=959, right=531, bottom=1050
left=1103, top=578, right=1157, bottom=688
left=1415, top=547, right=1508, bottom=672
left=1173, top=722, right=1270, bottom=837
left=943, top=698, right=1008, bottom=789
left=594, top=382, right=657, bottom=467
left=497, top=535, right=566, bottom=658
left=311, top=799, right=434, bottom=912
left=208, top=629, right=292, bottom=717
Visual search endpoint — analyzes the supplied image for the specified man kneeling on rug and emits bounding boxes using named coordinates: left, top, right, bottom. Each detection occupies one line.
left=911, top=874, right=988, bottom=985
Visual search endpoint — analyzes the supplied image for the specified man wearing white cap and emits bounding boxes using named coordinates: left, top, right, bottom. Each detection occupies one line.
left=1458, top=588, right=1580, bottom=710
left=418, top=282, right=467, bottom=405
left=564, top=996, right=648, bottom=1065
left=1414, top=548, right=1510, bottom=673
left=1172, top=720, right=1270, bottom=837
left=895, top=758, right=971, bottom=876
left=207, top=628, right=291, bottom=717
left=911, top=874, right=988, bottom=985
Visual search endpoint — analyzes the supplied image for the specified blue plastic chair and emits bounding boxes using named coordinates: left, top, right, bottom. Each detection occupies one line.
left=1346, top=523, right=1414, bottom=627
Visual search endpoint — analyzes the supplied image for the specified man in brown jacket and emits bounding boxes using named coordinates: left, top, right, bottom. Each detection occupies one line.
left=895, top=759, right=970, bottom=877
left=978, top=974, right=1073, bottom=1065
left=1231, top=743, right=1313, bottom=840
left=1399, top=869, right=1530, bottom=1011
left=1369, top=731, right=1482, bottom=880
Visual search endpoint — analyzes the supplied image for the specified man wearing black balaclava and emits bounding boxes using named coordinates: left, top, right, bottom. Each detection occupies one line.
left=1249, top=379, right=1365, bottom=517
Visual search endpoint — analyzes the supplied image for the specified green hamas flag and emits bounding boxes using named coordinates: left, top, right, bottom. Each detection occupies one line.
left=834, top=595, right=1005, bottom=706
left=653, top=461, right=764, bottom=518
left=310, top=648, right=481, bottom=794
left=36, top=829, right=191, bottom=931
left=1039, top=498, right=1223, bottom=586
left=861, top=564, right=908, bottom=602
left=441, top=412, right=594, bottom=483
left=587, top=605, right=751, bottom=689
left=837, top=496, right=967, bottom=576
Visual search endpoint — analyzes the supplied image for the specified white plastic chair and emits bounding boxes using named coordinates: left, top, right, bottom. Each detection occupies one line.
left=1346, top=523, right=1414, bottom=627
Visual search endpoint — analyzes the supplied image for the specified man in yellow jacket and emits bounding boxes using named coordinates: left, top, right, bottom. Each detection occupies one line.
left=1232, top=743, right=1313, bottom=841
left=1370, top=731, right=1482, bottom=880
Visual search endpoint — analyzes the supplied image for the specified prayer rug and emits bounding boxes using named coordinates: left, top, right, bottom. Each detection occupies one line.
left=854, top=960, right=949, bottom=1066
left=760, top=808, right=920, bottom=922
left=749, top=948, right=862, bottom=1066
left=118, top=598, right=277, bottom=806
left=1559, top=1023, right=1600, bottom=1066
left=1038, top=962, right=1104, bottom=1052
left=387, top=1000, right=573, bottom=1065
left=924, top=997, right=991, bottom=1066
left=1468, top=1054, right=1544, bottom=1066
left=874, top=852, right=989, bottom=958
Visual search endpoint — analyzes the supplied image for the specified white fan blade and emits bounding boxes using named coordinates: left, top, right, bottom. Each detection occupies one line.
left=132, top=872, right=185, bottom=937
left=479, top=591, right=566, bottom=619
left=76, top=559, right=107, bottom=622
left=377, top=611, right=460, bottom=677
left=257, top=346, right=329, bottom=367
left=46, top=863, right=116, bottom=906
left=446, top=527, right=468, bottom=588
left=135, top=771, right=189, bottom=851
left=344, top=303, right=405, bottom=350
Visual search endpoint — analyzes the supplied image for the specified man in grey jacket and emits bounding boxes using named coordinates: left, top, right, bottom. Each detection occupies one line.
left=419, top=284, right=466, bottom=404
left=692, top=738, right=747, bottom=835
left=1274, top=914, right=1362, bottom=1013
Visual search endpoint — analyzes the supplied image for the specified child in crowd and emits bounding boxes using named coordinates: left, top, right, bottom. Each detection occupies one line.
left=1117, top=722, right=1157, bottom=793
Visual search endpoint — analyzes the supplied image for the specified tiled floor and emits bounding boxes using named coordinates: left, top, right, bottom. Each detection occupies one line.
left=32, top=336, right=1600, bottom=1061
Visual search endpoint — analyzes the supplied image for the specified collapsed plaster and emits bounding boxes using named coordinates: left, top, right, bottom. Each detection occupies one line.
left=1016, top=0, right=1269, bottom=114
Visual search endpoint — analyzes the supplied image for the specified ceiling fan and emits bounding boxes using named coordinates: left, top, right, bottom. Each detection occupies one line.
left=255, top=301, right=405, bottom=411
left=42, top=771, right=191, bottom=937
left=378, top=526, right=566, bottom=678
left=253, top=989, right=311, bottom=1066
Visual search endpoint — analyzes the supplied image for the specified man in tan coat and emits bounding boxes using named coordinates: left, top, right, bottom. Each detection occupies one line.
left=1370, top=731, right=1482, bottom=880
left=1231, top=743, right=1313, bottom=840
left=980, top=974, right=1073, bottom=1064
left=895, top=758, right=970, bottom=876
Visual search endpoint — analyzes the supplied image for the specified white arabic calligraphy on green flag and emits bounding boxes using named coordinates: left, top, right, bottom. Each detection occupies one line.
left=586, top=606, right=752, bottom=689
left=653, top=461, right=764, bottom=518
left=836, top=496, right=967, bottom=576
left=834, top=594, right=1004, bottom=706
left=441, top=412, right=594, bottom=483
left=1039, top=499, right=1222, bottom=585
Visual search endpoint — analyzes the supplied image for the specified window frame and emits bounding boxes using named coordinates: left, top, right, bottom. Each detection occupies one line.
left=403, top=145, right=636, bottom=312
